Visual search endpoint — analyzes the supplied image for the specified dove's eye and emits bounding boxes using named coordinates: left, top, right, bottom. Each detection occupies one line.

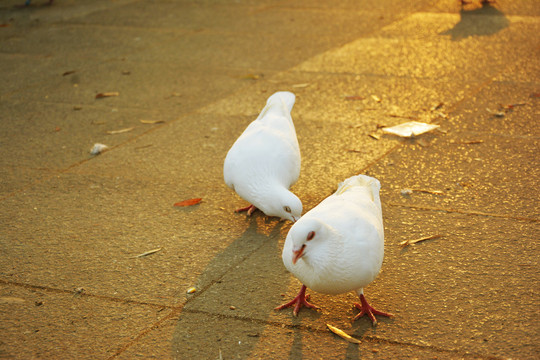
left=307, top=231, right=315, bottom=241
left=284, top=206, right=291, bottom=213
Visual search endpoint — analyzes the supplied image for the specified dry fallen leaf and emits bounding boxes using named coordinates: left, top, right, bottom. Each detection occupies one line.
left=371, top=95, right=382, bottom=103
left=95, top=92, right=119, bottom=99
left=461, top=140, right=484, bottom=144
left=430, top=102, right=444, bottom=111
left=241, top=73, right=262, bottom=80
left=486, top=108, right=504, bottom=117
left=174, top=198, right=202, bottom=207
left=344, top=95, right=365, bottom=100
left=327, top=324, right=361, bottom=344
left=106, top=127, right=134, bottom=135
left=387, top=114, right=417, bottom=120
left=140, top=119, right=165, bottom=124
left=412, top=188, right=444, bottom=195
left=500, top=103, right=526, bottom=110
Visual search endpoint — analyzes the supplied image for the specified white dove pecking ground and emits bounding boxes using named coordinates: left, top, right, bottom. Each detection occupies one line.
left=276, top=174, right=393, bottom=325
left=223, top=91, right=302, bottom=222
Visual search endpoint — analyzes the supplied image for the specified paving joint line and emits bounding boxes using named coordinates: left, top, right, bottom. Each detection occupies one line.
left=108, top=230, right=272, bottom=357
left=178, top=308, right=506, bottom=360
left=107, top=306, right=184, bottom=360
left=386, top=202, right=538, bottom=222
left=0, top=278, right=177, bottom=310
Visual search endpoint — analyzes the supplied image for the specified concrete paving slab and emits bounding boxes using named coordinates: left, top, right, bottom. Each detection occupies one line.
left=1, top=0, right=538, bottom=358
left=369, top=132, right=539, bottom=219
left=0, top=101, right=164, bottom=168
left=0, top=281, right=169, bottom=360
left=295, top=9, right=537, bottom=81
left=200, top=71, right=476, bottom=122
left=0, top=23, right=160, bottom=61
left=0, top=0, right=137, bottom=26
left=1, top=59, right=247, bottom=111
left=68, top=0, right=389, bottom=39
left=117, top=310, right=469, bottom=360
left=445, top=81, right=539, bottom=137
left=184, top=207, right=539, bottom=359
left=429, top=0, right=540, bottom=17
left=0, top=169, right=268, bottom=306
left=0, top=101, right=169, bottom=198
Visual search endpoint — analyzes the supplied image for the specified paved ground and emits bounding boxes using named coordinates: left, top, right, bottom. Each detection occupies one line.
left=0, top=0, right=538, bottom=359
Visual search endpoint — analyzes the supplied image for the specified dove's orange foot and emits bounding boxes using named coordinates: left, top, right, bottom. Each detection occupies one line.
left=235, top=204, right=258, bottom=216
left=275, top=285, right=320, bottom=316
left=353, top=294, right=392, bottom=325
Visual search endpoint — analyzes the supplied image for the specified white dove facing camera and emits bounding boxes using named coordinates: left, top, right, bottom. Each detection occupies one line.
left=276, top=174, right=392, bottom=325
left=223, top=91, right=302, bottom=222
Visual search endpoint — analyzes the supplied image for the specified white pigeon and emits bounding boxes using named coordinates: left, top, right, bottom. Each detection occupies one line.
left=276, top=174, right=392, bottom=325
left=223, top=91, right=302, bottom=222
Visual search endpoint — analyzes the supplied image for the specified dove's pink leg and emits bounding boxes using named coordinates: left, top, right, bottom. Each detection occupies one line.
left=235, top=204, right=257, bottom=216
left=353, top=294, right=393, bottom=325
left=275, top=285, right=320, bottom=316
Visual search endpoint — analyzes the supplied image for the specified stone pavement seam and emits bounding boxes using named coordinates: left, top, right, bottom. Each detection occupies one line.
left=387, top=203, right=539, bottom=222
left=106, top=307, right=182, bottom=360
left=107, top=223, right=270, bottom=358
left=0, top=278, right=172, bottom=310
left=166, top=308, right=508, bottom=360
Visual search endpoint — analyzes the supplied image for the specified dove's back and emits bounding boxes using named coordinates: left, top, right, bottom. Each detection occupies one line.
left=224, top=92, right=300, bottom=195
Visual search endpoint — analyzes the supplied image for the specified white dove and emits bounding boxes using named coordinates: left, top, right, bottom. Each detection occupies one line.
left=223, top=91, right=302, bottom=222
left=276, top=174, right=392, bottom=325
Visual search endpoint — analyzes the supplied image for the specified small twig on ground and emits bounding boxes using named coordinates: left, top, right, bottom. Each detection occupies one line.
left=132, top=247, right=162, bottom=258
left=411, top=189, right=444, bottom=195
left=400, top=234, right=441, bottom=248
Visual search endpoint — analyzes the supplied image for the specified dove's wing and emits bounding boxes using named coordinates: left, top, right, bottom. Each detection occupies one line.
left=224, top=91, right=300, bottom=191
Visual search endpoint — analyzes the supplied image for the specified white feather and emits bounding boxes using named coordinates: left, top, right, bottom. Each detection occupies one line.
left=223, top=91, right=302, bottom=221
left=282, top=174, right=384, bottom=295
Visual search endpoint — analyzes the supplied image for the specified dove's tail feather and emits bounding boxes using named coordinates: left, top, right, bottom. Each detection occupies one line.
left=256, top=91, right=295, bottom=122
left=335, top=174, right=381, bottom=204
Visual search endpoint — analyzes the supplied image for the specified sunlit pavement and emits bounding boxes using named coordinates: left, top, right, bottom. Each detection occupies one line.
left=0, top=1, right=538, bottom=359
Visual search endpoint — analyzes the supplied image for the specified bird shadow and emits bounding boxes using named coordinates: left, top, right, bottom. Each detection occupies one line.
left=287, top=310, right=323, bottom=359
left=440, top=2, right=509, bottom=41
left=171, top=218, right=292, bottom=358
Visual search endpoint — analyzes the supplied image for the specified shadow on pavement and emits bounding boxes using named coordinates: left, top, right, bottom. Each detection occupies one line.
left=171, top=217, right=293, bottom=358
left=441, top=2, right=509, bottom=40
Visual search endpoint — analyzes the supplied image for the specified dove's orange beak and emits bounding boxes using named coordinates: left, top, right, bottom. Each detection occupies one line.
left=292, top=245, right=305, bottom=265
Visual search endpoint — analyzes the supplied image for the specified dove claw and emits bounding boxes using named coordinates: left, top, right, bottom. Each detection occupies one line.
left=353, top=294, right=392, bottom=325
left=235, top=204, right=258, bottom=216
left=275, top=285, right=320, bottom=316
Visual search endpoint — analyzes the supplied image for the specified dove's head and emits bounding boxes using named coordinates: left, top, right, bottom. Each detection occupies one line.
left=261, top=188, right=302, bottom=222
left=288, top=217, right=329, bottom=265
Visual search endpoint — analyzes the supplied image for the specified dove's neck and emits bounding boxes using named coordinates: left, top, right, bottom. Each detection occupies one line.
left=256, top=93, right=294, bottom=123
left=303, top=222, right=342, bottom=272
left=250, top=182, right=293, bottom=215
